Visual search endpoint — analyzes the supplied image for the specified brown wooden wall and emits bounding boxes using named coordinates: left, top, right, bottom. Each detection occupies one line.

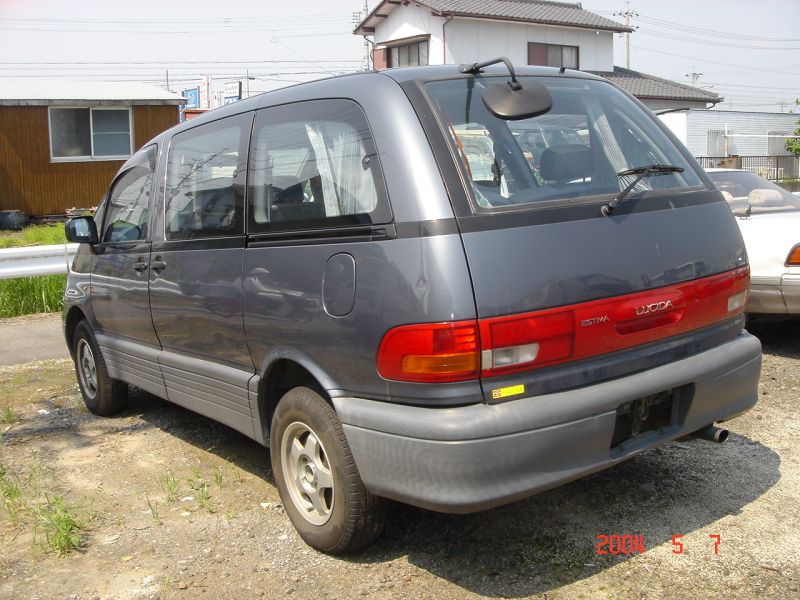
left=0, top=104, right=179, bottom=216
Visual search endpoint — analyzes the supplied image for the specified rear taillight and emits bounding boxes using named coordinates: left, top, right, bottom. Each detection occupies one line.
left=376, top=320, right=480, bottom=383
left=786, top=244, right=800, bottom=266
left=479, top=311, right=574, bottom=375
left=376, top=267, right=750, bottom=383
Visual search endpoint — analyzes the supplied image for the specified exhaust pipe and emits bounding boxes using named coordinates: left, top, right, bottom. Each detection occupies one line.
left=690, top=424, right=729, bottom=443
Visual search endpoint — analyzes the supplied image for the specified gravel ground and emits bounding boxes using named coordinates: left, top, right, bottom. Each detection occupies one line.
left=0, top=319, right=798, bottom=599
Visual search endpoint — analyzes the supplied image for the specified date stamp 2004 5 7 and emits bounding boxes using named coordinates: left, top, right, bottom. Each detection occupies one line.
left=596, top=534, right=722, bottom=556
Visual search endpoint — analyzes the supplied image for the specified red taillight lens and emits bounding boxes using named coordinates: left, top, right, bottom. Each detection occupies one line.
left=376, top=320, right=480, bottom=383
left=480, top=311, right=574, bottom=375
left=377, top=267, right=750, bottom=384
left=786, top=244, right=800, bottom=266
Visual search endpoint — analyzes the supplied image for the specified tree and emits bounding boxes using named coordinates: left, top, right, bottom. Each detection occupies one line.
left=787, top=99, right=800, bottom=156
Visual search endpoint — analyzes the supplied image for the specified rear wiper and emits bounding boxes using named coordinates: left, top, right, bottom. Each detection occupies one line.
left=601, top=164, right=684, bottom=216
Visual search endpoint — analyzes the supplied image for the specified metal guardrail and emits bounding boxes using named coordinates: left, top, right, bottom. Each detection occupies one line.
left=0, top=243, right=79, bottom=280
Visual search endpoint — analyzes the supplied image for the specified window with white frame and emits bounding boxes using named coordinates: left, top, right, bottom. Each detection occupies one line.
left=49, top=107, right=132, bottom=160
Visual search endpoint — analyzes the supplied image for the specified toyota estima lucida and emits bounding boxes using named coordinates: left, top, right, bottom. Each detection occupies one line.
left=63, top=59, right=762, bottom=554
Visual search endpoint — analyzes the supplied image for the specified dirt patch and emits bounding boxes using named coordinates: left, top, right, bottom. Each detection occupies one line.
left=1, top=323, right=799, bottom=599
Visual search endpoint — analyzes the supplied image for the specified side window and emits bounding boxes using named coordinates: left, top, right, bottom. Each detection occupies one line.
left=102, top=145, right=156, bottom=243
left=248, top=99, right=391, bottom=233
left=165, top=113, right=250, bottom=240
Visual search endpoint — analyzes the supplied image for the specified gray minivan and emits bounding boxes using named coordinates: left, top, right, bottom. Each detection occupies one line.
left=64, top=60, right=762, bottom=554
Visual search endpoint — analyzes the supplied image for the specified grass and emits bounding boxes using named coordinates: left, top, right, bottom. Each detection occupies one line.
left=1, top=466, right=24, bottom=526
left=1, top=456, right=87, bottom=557
left=159, top=470, right=179, bottom=502
left=1, top=405, right=17, bottom=424
left=0, top=274, right=66, bottom=318
left=187, top=469, right=215, bottom=513
left=35, top=494, right=83, bottom=556
left=145, top=493, right=161, bottom=525
left=0, top=224, right=67, bottom=249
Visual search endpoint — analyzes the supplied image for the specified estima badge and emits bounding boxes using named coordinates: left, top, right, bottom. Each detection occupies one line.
left=581, top=315, right=610, bottom=327
left=635, top=300, right=674, bottom=316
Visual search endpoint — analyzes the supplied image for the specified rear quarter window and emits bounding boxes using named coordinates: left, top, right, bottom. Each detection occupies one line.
left=247, top=99, right=391, bottom=233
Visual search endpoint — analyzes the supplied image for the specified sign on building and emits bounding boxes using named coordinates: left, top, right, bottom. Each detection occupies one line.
left=223, top=81, right=242, bottom=106
left=182, top=87, right=200, bottom=110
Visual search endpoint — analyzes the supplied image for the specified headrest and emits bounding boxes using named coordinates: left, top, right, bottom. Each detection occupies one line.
left=539, top=144, right=592, bottom=181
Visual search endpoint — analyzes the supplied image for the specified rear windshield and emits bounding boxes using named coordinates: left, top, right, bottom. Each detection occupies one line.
left=707, top=170, right=800, bottom=214
left=425, top=77, right=703, bottom=210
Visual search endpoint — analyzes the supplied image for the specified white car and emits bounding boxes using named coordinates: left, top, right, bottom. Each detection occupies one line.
left=707, top=168, right=800, bottom=316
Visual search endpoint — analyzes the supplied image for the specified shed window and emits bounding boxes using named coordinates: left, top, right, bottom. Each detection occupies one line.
left=49, top=107, right=132, bottom=160
left=389, top=40, right=429, bottom=67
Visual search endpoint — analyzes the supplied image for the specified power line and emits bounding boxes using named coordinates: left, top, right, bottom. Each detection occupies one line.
left=0, top=59, right=361, bottom=66
left=630, top=44, right=800, bottom=75
left=635, top=14, right=800, bottom=42
left=635, top=27, right=800, bottom=50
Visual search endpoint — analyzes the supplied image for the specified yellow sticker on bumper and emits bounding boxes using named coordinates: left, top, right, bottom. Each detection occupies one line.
left=491, top=384, right=525, bottom=399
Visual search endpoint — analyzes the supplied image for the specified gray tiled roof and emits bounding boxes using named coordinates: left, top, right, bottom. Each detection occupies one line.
left=589, top=67, right=722, bottom=103
left=355, top=0, right=631, bottom=34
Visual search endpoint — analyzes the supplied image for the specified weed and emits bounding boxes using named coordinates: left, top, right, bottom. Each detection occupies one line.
left=0, top=274, right=67, bottom=318
left=0, top=224, right=67, bottom=249
left=194, top=483, right=214, bottom=514
left=214, top=466, right=224, bottom=488
left=1, top=405, right=17, bottom=424
left=191, top=466, right=202, bottom=481
left=27, top=452, right=45, bottom=495
left=159, top=470, right=179, bottom=502
left=161, top=575, right=172, bottom=600
left=145, top=493, right=161, bottom=525
left=1, top=466, right=24, bottom=526
left=35, top=495, right=82, bottom=556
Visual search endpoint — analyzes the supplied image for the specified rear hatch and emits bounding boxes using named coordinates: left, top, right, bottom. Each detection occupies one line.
left=420, top=72, right=749, bottom=401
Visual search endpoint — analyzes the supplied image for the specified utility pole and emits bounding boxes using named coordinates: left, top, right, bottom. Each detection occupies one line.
left=353, top=2, right=371, bottom=70
left=614, top=0, right=637, bottom=69
left=685, top=67, right=703, bottom=85
left=165, top=69, right=170, bottom=92
left=364, top=1, right=370, bottom=69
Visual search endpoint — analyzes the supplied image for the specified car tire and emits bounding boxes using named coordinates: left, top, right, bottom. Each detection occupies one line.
left=270, top=386, right=386, bottom=554
left=72, top=321, right=129, bottom=416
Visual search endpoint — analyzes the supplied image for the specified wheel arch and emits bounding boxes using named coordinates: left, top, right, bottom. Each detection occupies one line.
left=255, top=350, right=340, bottom=444
left=64, top=306, right=88, bottom=358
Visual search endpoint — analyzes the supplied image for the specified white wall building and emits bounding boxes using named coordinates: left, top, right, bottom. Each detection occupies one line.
left=355, top=0, right=721, bottom=111
left=659, top=109, right=799, bottom=157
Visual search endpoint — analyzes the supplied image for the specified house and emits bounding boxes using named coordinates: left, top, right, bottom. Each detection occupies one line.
left=354, top=0, right=721, bottom=110
left=0, top=79, right=184, bottom=217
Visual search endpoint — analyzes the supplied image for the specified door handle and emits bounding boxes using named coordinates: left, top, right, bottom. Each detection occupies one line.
left=151, top=258, right=167, bottom=273
left=132, top=261, right=148, bottom=273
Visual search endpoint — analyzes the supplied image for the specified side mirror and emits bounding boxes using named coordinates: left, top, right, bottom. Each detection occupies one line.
left=65, top=216, right=98, bottom=245
left=483, top=79, right=553, bottom=121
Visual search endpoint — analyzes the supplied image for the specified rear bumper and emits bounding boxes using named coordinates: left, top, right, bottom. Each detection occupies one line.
left=748, top=274, right=800, bottom=314
left=334, top=332, right=762, bottom=513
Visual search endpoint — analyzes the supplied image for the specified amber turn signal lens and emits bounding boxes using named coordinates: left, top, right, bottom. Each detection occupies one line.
left=786, top=244, right=800, bottom=266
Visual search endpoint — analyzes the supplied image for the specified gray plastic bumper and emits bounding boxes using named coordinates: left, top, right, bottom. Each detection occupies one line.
left=333, top=332, right=762, bottom=513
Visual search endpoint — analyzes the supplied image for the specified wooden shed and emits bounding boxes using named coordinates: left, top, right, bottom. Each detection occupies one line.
left=0, top=79, right=184, bottom=217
